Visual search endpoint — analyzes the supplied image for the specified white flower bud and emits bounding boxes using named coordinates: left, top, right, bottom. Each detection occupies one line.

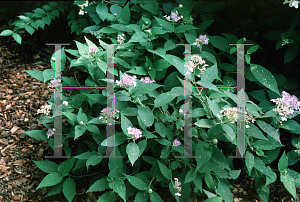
left=179, top=4, right=183, bottom=8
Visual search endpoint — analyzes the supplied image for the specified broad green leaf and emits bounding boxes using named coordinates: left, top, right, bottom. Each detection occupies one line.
left=245, top=151, right=254, bottom=174
left=22, top=130, right=47, bottom=140
left=256, top=120, right=281, bottom=144
left=87, top=178, right=109, bottom=192
left=33, top=160, right=59, bottom=173
left=121, top=114, right=133, bottom=137
left=200, top=63, right=218, bottom=85
left=157, top=161, right=171, bottom=180
left=195, top=142, right=213, bottom=171
left=250, top=64, right=280, bottom=96
left=58, top=158, right=75, bottom=178
left=63, top=178, right=76, bottom=202
left=209, top=36, right=229, bottom=53
left=221, top=124, right=235, bottom=143
left=96, top=1, right=108, bottom=22
left=97, top=191, right=115, bottom=202
left=86, top=154, right=103, bottom=170
left=101, top=133, right=127, bottom=147
left=175, top=24, right=198, bottom=33
left=154, top=93, right=175, bottom=108
left=149, top=191, right=164, bottom=202
left=284, top=44, right=299, bottom=64
left=110, top=5, right=122, bottom=18
left=280, top=173, right=296, bottom=200
left=138, top=106, right=154, bottom=127
left=12, top=33, right=22, bottom=44
left=217, top=180, right=233, bottom=202
left=119, top=2, right=131, bottom=24
left=36, top=173, right=63, bottom=190
left=0, top=30, right=14, bottom=36
left=140, top=0, right=159, bottom=15
left=123, top=174, right=148, bottom=191
left=184, top=170, right=197, bottom=184
left=135, top=191, right=149, bottom=202
left=154, top=16, right=173, bottom=32
left=203, top=197, right=223, bottom=202
left=126, top=142, right=140, bottom=166
left=256, top=185, right=269, bottom=202
left=86, top=124, right=101, bottom=135
left=204, top=172, right=214, bottom=189
left=245, top=123, right=267, bottom=140
left=205, top=96, right=220, bottom=118
left=74, top=125, right=86, bottom=140
left=278, top=151, right=288, bottom=172
left=164, top=39, right=177, bottom=51
left=195, top=119, right=217, bottom=128
left=128, top=31, right=148, bottom=43
left=279, top=120, right=300, bottom=134
left=77, top=108, right=88, bottom=124
left=198, top=20, right=214, bottom=33
left=109, top=177, right=126, bottom=201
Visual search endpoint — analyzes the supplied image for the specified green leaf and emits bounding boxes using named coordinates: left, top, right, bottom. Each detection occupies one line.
left=42, top=16, right=51, bottom=26
left=138, top=106, right=154, bottom=127
left=46, top=181, right=63, bottom=197
left=110, top=5, right=122, bottom=17
left=119, top=2, right=131, bottom=24
left=12, top=33, right=22, bottom=44
left=164, top=39, right=177, bottom=51
left=221, top=124, right=235, bottom=143
left=86, top=154, right=103, bottom=170
left=284, top=44, right=299, bottom=63
left=22, top=130, right=48, bottom=140
left=249, top=90, right=268, bottom=102
left=140, top=0, right=159, bottom=15
left=245, top=123, right=267, bottom=140
left=280, top=173, right=296, bottom=200
left=63, top=178, right=76, bottom=202
left=198, top=20, right=214, bottom=33
left=97, top=12, right=116, bottom=21
left=247, top=45, right=261, bottom=54
left=96, top=1, right=108, bottom=22
left=131, top=80, right=162, bottom=96
left=195, top=141, right=213, bottom=171
left=200, top=63, right=218, bottom=85
left=256, top=185, right=269, bottom=202
left=185, top=170, right=197, bottom=184
left=154, top=16, right=173, bottom=32
left=77, top=108, right=88, bottom=124
left=121, top=114, right=133, bottom=137
left=157, top=161, right=171, bottom=180
left=209, top=36, right=229, bottom=53
left=58, top=159, right=75, bottom=178
left=34, top=8, right=46, bottom=15
left=126, top=142, right=140, bottom=166
left=279, top=120, right=300, bottom=134
left=256, top=120, right=281, bottom=144
left=74, top=125, right=86, bottom=140
left=195, top=119, right=217, bottom=128
left=0, top=30, right=14, bottom=36
left=115, top=57, right=130, bottom=69
left=36, top=173, right=63, bottom=190
left=245, top=151, right=254, bottom=174
left=123, top=174, right=148, bottom=191
left=154, top=92, right=175, bottom=108
left=175, top=24, right=198, bottom=33
left=128, top=31, right=148, bottom=43
left=204, top=172, right=214, bottom=189
left=278, top=151, right=288, bottom=172
left=109, top=177, right=126, bottom=201
left=98, top=191, right=115, bottom=202
left=205, top=96, right=220, bottom=118
left=162, top=2, right=173, bottom=14
left=33, top=160, right=59, bottom=173
left=87, top=178, right=109, bottom=192
left=217, top=180, right=233, bottom=202
left=135, top=191, right=149, bottom=202
left=149, top=191, right=164, bottom=202
left=250, top=64, right=280, bottom=96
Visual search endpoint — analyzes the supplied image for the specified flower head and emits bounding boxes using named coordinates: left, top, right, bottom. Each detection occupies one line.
left=99, top=107, right=120, bottom=125
left=117, top=33, right=125, bottom=44
left=116, top=73, right=137, bottom=87
left=173, top=178, right=182, bottom=196
left=141, top=77, right=155, bottom=83
left=63, top=101, right=68, bottom=106
left=173, top=139, right=181, bottom=146
left=48, top=77, right=61, bottom=89
left=163, top=11, right=183, bottom=22
left=220, top=107, right=255, bottom=127
left=47, top=128, right=55, bottom=138
left=37, top=104, right=52, bottom=116
left=193, top=35, right=209, bottom=48
left=127, top=126, right=142, bottom=140
left=89, top=46, right=97, bottom=53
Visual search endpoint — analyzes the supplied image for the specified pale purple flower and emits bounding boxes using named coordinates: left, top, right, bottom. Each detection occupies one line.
left=117, top=33, right=125, bottom=44
left=193, top=35, right=209, bottom=48
left=173, top=139, right=181, bottom=146
left=116, top=73, right=137, bottom=87
left=141, top=77, right=155, bottom=83
left=179, top=109, right=185, bottom=116
left=48, top=77, right=61, bottom=89
left=99, top=107, right=119, bottom=124
left=170, top=11, right=183, bottom=22
left=127, top=126, right=142, bottom=140
left=281, top=91, right=299, bottom=110
left=173, top=178, right=182, bottom=196
left=63, top=101, right=68, bottom=106
left=89, top=46, right=97, bottom=53
left=47, top=128, right=55, bottom=138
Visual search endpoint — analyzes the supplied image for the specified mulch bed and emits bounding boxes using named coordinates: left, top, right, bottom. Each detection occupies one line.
left=0, top=25, right=299, bottom=202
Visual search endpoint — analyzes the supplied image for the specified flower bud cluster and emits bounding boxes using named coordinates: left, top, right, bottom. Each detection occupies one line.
left=140, top=76, right=155, bottom=83
left=99, top=107, right=120, bottom=125
left=185, top=55, right=208, bottom=75
left=47, top=128, right=55, bottom=138
left=219, top=107, right=255, bottom=128
left=172, top=139, right=181, bottom=146
left=283, top=0, right=299, bottom=9
left=173, top=178, right=182, bottom=196
left=117, top=33, right=125, bottom=44
left=37, top=104, right=52, bottom=116
left=116, top=73, right=137, bottom=87
left=48, top=77, right=61, bottom=89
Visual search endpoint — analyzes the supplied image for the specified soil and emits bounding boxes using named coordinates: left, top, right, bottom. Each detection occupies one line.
left=0, top=18, right=299, bottom=202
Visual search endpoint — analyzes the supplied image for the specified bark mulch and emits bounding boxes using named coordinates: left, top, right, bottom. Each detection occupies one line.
left=0, top=27, right=299, bottom=202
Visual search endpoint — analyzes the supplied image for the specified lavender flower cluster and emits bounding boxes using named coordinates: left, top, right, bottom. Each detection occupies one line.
left=99, top=107, right=120, bottom=125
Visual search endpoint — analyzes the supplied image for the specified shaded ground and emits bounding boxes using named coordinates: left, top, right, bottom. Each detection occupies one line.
left=0, top=22, right=299, bottom=202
